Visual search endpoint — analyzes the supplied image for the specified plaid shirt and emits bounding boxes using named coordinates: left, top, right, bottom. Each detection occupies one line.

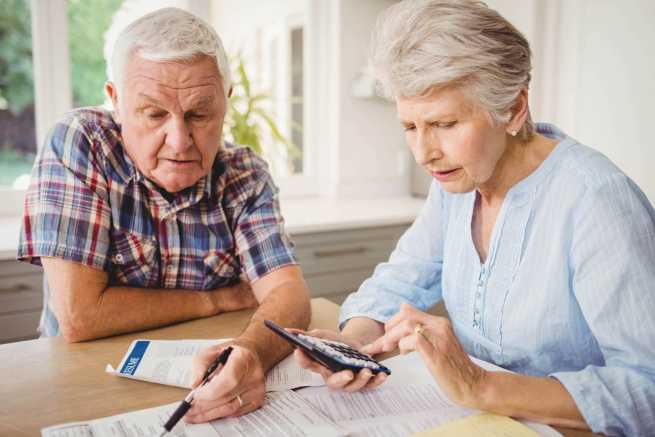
left=18, top=107, right=297, bottom=336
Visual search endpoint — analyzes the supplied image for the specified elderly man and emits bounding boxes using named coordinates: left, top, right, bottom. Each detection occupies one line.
left=17, top=8, right=310, bottom=419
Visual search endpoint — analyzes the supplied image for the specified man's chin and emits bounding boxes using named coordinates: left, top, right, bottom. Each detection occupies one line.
left=155, top=176, right=201, bottom=194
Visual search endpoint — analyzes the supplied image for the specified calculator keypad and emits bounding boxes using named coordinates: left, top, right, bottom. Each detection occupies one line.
left=298, top=334, right=386, bottom=372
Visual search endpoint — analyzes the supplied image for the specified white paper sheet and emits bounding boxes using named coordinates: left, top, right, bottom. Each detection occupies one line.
left=377, top=352, right=562, bottom=437
left=105, top=338, right=324, bottom=392
left=42, top=391, right=345, bottom=437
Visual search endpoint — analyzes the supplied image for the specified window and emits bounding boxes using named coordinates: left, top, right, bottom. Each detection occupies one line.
left=68, top=0, right=124, bottom=107
left=0, top=0, right=36, bottom=190
left=213, top=0, right=317, bottom=196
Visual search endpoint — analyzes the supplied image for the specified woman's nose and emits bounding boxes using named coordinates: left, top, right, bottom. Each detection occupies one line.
left=413, top=130, right=441, bottom=165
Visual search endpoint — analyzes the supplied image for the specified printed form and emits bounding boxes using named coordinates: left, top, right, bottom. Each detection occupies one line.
left=47, top=351, right=560, bottom=437
left=105, top=338, right=324, bottom=392
left=42, top=390, right=345, bottom=437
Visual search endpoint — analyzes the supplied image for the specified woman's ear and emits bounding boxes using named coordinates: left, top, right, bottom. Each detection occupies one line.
left=506, top=88, right=529, bottom=136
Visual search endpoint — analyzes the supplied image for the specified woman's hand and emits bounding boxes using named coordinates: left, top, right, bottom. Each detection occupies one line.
left=291, top=328, right=389, bottom=392
left=184, top=339, right=266, bottom=423
left=362, top=303, right=488, bottom=409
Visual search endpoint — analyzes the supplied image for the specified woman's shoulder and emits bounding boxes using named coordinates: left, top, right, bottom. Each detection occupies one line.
left=550, top=137, right=653, bottom=221
left=557, top=140, right=626, bottom=190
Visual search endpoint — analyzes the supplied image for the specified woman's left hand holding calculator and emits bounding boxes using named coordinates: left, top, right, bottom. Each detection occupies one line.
left=290, top=328, right=389, bottom=391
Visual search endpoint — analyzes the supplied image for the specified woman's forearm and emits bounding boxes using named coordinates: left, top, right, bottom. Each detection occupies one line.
left=341, top=317, right=386, bottom=347
left=478, top=371, right=590, bottom=430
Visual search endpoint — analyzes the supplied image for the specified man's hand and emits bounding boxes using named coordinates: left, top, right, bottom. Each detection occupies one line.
left=209, top=281, right=258, bottom=314
left=292, top=329, right=388, bottom=392
left=185, top=340, right=266, bottom=422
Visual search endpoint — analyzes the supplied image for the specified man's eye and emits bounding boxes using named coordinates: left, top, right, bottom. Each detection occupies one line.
left=146, top=112, right=166, bottom=120
left=187, top=112, right=208, bottom=120
left=403, top=125, right=416, bottom=132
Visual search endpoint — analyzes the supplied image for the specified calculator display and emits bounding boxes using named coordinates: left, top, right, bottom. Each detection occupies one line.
left=264, top=320, right=391, bottom=375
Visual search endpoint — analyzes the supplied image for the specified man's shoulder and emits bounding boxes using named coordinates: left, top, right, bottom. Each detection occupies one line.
left=215, top=143, right=274, bottom=203
left=45, top=107, right=127, bottom=178
left=56, top=106, right=117, bottom=137
left=219, top=142, right=270, bottom=174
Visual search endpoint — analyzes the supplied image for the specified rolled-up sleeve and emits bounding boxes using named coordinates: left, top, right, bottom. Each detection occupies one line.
left=339, top=182, right=445, bottom=328
left=18, top=116, right=111, bottom=271
left=231, top=166, right=297, bottom=282
left=551, top=174, right=655, bottom=436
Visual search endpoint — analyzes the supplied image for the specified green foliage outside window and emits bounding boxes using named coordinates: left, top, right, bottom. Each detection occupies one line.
left=0, top=0, right=33, bottom=114
left=68, top=0, right=123, bottom=107
left=225, top=56, right=300, bottom=166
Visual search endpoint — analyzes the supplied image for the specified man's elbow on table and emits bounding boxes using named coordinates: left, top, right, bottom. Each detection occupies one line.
left=42, top=257, right=108, bottom=343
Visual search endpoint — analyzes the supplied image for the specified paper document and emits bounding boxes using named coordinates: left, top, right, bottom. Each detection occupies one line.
left=376, top=352, right=561, bottom=437
left=42, top=390, right=345, bottom=437
left=297, top=382, right=477, bottom=437
left=412, top=413, right=540, bottom=436
left=106, top=339, right=324, bottom=392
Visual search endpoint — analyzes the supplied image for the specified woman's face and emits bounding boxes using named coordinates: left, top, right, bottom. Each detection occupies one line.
left=396, top=87, right=508, bottom=194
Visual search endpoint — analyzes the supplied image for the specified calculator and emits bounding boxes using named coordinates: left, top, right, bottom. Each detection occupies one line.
left=264, top=320, right=391, bottom=375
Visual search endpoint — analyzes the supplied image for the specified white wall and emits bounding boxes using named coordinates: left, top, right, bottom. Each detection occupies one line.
left=491, top=0, right=655, bottom=202
left=330, top=0, right=410, bottom=197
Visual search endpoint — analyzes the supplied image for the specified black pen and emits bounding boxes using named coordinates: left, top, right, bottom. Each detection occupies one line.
left=159, top=346, right=233, bottom=436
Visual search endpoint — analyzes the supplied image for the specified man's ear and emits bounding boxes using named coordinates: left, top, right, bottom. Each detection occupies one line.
left=105, top=81, right=120, bottom=122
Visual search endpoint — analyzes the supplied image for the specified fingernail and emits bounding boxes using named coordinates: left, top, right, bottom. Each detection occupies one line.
left=340, top=373, right=353, bottom=383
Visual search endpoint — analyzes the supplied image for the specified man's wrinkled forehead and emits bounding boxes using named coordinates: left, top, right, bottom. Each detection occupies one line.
left=124, top=53, right=224, bottom=95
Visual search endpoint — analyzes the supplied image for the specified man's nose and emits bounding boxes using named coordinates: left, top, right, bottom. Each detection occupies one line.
left=165, top=117, right=193, bottom=153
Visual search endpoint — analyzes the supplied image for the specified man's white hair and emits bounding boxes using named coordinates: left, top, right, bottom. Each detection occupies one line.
left=108, top=7, right=231, bottom=97
left=370, top=0, right=534, bottom=139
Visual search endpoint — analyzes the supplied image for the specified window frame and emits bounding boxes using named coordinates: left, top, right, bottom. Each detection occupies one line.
left=274, top=12, right=319, bottom=198
left=0, top=0, right=71, bottom=217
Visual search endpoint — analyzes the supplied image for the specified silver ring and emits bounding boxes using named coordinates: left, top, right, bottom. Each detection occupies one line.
left=236, top=394, right=244, bottom=408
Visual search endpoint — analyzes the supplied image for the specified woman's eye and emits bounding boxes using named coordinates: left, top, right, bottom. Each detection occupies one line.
left=439, top=121, right=457, bottom=129
left=403, top=125, right=416, bottom=132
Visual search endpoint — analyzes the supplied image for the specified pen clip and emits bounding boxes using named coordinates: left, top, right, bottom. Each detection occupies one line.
left=200, top=346, right=233, bottom=386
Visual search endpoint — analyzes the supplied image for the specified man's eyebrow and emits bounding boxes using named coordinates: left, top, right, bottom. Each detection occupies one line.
left=136, top=93, right=165, bottom=106
left=189, top=95, right=214, bottom=108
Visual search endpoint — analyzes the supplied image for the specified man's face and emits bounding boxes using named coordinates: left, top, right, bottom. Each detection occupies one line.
left=107, top=54, right=227, bottom=193
left=396, top=86, right=508, bottom=194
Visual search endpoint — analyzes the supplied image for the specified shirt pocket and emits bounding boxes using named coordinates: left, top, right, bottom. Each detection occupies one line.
left=109, top=231, right=159, bottom=287
left=203, top=251, right=240, bottom=290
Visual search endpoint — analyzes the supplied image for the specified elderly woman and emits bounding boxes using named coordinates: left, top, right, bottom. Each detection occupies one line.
left=294, top=1, right=655, bottom=435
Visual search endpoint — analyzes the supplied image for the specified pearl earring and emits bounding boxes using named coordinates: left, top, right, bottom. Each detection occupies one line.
left=510, top=130, right=518, bottom=137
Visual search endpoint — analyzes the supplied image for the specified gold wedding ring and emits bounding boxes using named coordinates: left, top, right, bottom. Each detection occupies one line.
left=414, top=323, right=425, bottom=336
left=236, top=394, right=244, bottom=408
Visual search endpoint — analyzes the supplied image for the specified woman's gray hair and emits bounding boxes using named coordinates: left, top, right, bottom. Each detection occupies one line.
left=371, top=0, right=534, bottom=139
left=109, top=7, right=231, bottom=98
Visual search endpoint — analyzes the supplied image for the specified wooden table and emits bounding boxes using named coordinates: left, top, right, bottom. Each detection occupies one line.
left=0, top=298, right=596, bottom=437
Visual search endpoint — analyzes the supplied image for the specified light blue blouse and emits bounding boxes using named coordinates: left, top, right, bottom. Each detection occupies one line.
left=340, top=124, right=655, bottom=436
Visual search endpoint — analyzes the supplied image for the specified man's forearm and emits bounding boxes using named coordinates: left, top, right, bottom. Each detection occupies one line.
left=237, top=280, right=311, bottom=371
left=82, top=286, right=214, bottom=340
left=60, top=283, right=251, bottom=342
left=479, top=371, right=589, bottom=429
